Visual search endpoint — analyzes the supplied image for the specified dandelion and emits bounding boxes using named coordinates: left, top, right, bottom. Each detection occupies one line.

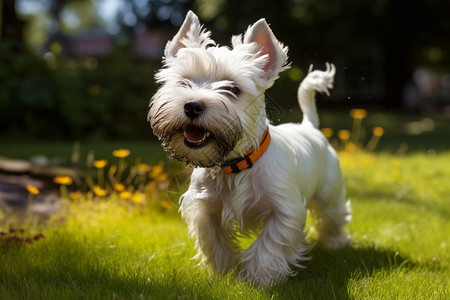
left=345, top=142, right=357, bottom=152
left=137, top=163, right=150, bottom=173
left=156, top=173, right=168, bottom=183
left=366, top=126, right=385, bottom=152
left=321, top=128, right=334, bottom=139
left=26, top=185, right=39, bottom=196
left=119, top=190, right=132, bottom=200
left=26, top=185, right=39, bottom=213
left=349, top=109, right=367, bottom=119
left=337, top=130, right=351, bottom=141
left=113, top=148, right=130, bottom=182
left=53, top=176, right=73, bottom=199
left=93, top=160, right=108, bottom=168
left=149, top=162, right=165, bottom=179
left=349, top=108, right=367, bottom=145
left=113, top=148, right=130, bottom=158
left=114, top=183, right=125, bottom=192
left=93, top=186, right=107, bottom=197
left=53, top=176, right=73, bottom=186
left=133, top=163, right=151, bottom=191
left=93, top=160, right=108, bottom=187
left=69, top=191, right=81, bottom=203
left=132, top=191, right=144, bottom=204
left=373, top=126, right=384, bottom=137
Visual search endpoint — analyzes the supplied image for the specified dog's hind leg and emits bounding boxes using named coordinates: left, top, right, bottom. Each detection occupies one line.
left=310, top=149, right=351, bottom=249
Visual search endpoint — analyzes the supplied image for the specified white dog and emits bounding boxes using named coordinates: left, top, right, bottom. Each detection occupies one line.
left=148, top=11, right=351, bottom=286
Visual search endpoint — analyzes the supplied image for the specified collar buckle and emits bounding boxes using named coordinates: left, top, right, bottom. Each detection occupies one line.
left=221, top=127, right=270, bottom=174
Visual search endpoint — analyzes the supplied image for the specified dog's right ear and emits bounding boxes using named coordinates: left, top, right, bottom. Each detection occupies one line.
left=164, top=11, right=214, bottom=58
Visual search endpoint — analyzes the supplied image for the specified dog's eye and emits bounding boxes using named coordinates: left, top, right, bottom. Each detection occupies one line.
left=223, top=85, right=240, bottom=97
left=178, top=80, right=191, bottom=88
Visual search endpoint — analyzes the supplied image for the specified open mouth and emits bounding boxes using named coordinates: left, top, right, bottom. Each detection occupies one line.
left=183, top=125, right=210, bottom=148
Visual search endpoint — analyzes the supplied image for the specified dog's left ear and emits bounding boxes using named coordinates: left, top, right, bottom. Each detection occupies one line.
left=244, top=19, right=289, bottom=83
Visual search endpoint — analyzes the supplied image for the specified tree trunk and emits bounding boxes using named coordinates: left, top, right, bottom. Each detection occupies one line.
left=1, top=0, right=24, bottom=41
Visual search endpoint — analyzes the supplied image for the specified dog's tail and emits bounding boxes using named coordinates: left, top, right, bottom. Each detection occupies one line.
left=297, top=63, right=335, bottom=128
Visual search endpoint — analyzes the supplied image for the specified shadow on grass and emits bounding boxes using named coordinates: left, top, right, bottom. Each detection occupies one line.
left=1, top=232, right=437, bottom=300
left=272, top=244, right=412, bottom=299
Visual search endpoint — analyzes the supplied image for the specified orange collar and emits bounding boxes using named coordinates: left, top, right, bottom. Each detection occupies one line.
left=221, top=127, right=271, bottom=174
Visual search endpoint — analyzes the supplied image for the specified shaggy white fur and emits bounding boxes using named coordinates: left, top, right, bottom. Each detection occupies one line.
left=148, top=11, right=351, bottom=286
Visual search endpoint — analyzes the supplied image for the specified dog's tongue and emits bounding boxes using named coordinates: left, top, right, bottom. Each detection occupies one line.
left=184, top=126, right=206, bottom=143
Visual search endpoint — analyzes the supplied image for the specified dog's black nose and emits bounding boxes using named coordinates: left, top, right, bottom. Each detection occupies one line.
left=184, top=101, right=205, bottom=119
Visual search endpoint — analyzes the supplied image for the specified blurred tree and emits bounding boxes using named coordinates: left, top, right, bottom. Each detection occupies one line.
left=1, top=0, right=25, bottom=41
left=58, top=0, right=105, bottom=34
left=193, top=0, right=450, bottom=106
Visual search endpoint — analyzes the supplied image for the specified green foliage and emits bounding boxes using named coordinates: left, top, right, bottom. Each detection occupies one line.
left=0, top=152, right=449, bottom=299
left=0, top=42, right=159, bottom=139
left=0, top=41, right=60, bottom=137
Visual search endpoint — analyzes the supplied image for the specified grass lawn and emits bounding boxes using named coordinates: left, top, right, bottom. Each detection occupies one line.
left=1, top=151, right=449, bottom=299
left=1, top=110, right=449, bottom=164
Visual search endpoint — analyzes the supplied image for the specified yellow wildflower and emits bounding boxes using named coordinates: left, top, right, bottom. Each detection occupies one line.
left=156, top=173, right=168, bottom=183
left=132, top=191, right=144, bottom=204
left=137, top=163, right=150, bottom=173
left=69, top=191, right=81, bottom=202
left=321, top=128, right=334, bottom=138
left=337, top=130, right=351, bottom=141
left=345, top=142, right=357, bottom=152
left=93, top=159, right=108, bottom=168
left=93, top=186, right=107, bottom=197
left=26, top=185, right=40, bottom=195
left=149, top=162, right=165, bottom=179
left=53, top=176, right=73, bottom=186
left=114, top=183, right=125, bottom=192
left=349, top=109, right=367, bottom=119
left=119, top=190, right=132, bottom=200
left=113, top=148, right=130, bottom=158
left=373, top=126, right=384, bottom=137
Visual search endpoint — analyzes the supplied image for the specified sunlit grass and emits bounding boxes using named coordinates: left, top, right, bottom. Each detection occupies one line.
left=1, top=151, right=449, bottom=299
left=1, top=108, right=449, bottom=299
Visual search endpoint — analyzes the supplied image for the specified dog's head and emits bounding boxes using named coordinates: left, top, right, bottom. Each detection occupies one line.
left=148, top=11, right=288, bottom=168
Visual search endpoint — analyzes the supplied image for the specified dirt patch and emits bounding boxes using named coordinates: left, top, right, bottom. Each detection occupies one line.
left=0, top=173, right=61, bottom=218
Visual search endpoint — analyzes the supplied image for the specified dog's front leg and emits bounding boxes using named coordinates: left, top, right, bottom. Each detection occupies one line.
left=238, top=200, right=310, bottom=286
left=192, top=209, right=240, bottom=274
left=181, top=188, right=239, bottom=274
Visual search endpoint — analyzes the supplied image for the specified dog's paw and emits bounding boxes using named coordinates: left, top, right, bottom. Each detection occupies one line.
left=238, top=265, right=287, bottom=287
left=320, top=232, right=351, bottom=249
left=238, top=251, right=291, bottom=286
left=301, top=62, right=336, bottom=96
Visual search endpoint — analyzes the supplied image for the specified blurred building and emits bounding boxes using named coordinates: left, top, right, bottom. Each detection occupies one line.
left=46, top=30, right=165, bottom=59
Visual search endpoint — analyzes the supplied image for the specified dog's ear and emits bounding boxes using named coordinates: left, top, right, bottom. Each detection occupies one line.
left=244, top=19, right=289, bottom=82
left=164, top=11, right=215, bottom=58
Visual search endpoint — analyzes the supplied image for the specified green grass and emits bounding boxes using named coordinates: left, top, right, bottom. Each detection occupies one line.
left=1, top=110, right=449, bottom=164
left=1, top=151, right=449, bottom=299
left=0, top=140, right=168, bottom=165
